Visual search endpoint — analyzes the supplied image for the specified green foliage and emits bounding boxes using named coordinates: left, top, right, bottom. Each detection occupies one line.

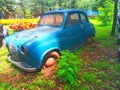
left=112, top=64, right=120, bottom=75
left=25, top=10, right=32, bottom=19
left=22, top=77, right=56, bottom=89
left=81, top=72, right=96, bottom=83
left=57, top=50, right=83, bottom=87
left=0, top=0, right=15, bottom=18
left=116, top=80, right=120, bottom=87
left=98, top=0, right=114, bottom=25
left=0, top=82, right=20, bottom=90
left=99, top=71, right=109, bottom=79
left=80, top=85, right=90, bottom=90
left=92, top=60, right=110, bottom=69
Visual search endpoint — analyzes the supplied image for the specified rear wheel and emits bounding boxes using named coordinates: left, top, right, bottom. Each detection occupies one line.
left=87, top=36, right=93, bottom=45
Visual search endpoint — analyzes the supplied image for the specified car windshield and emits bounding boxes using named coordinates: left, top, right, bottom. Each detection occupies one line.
left=38, top=13, right=64, bottom=27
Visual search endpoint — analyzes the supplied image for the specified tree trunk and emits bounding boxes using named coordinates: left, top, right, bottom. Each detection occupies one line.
left=111, top=0, right=118, bottom=35
left=59, top=0, right=62, bottom=7
left=71, top=0, right=76, bottom=8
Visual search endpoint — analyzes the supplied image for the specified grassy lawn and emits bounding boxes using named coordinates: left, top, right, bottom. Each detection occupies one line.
left=0, top=18, right=120, bottom=90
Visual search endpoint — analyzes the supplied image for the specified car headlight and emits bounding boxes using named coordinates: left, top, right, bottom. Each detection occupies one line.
left=20, top=45, right=28, bottom=55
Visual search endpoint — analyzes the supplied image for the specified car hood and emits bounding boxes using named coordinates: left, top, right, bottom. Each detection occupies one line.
left=6, top=26, right=60, bottom=46
left=16, top=26, right=60, bottom=38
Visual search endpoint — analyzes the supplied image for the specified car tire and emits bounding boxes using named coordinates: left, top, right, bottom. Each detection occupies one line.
left=44, top=51, right=60, bottom=67
left=87, top=36, right=93, bottom=45
left=42, top=51, right=60, bottom=77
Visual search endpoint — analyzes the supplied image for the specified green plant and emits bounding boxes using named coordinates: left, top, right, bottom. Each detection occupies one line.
left=0, top=82, right=20, bottom=90
left=81, top=72, right=96, bottom=83
left=99, top=71, right=109, bottom=79
left=48, top=80, right=56, bottom=89
left=25, top=10, right=32, bottom=19
left=57, top=50, right=82, bottom=87
left=112, top=64, right=120, bottom=74
left=80, top=85, right=90, bottom=90
left=95, top=79, right=102, bottom=87
left=98, top=0, right=114, bottom=25
left=63, top=84, right=71, bottom=90
left=32, top=76, right=47, bottom=87
left=21, top=83, right=35, bottom=90
left=116, top=80, right=120, bottom=87
left=92, top=60, right=110, bottom=69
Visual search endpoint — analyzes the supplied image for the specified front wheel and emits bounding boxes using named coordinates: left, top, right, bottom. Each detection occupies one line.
left=42, top=51, right=60, bottom=78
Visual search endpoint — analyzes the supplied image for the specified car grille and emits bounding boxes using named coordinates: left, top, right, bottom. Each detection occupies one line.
left=9, top=44, right=20, bottom=61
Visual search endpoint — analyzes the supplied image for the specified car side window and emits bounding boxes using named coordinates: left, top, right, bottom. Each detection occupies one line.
left=80, top=13, right=88, bottom=23
left=55, top=14, right=63, bottom=26
left=66, top=13, right=79, bottom=26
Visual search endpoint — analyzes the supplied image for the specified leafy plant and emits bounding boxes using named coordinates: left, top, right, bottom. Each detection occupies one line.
left=92, top=60, right=110, bottom=69
left=80, top=85, right=90, bottom=90
left=57, top=50, right=83, bottom=87
left=99, top=71, right=109, bottom=80
left=112, top=64, right=120, bottom=74
left=81, top=72, right=96, bottom=83
left=116, top=80, right=120, bottom=87
left=0, top=82, right=19, bottom=90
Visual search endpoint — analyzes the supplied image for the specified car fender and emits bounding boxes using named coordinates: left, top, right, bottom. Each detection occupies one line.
left=26, top=38, right=60, bottom=68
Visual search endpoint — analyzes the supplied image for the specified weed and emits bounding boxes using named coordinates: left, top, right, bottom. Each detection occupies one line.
left=80, top=85, right=90, bottom=90
left=81, top=72, right=96, bottom=83
left=48, top=80, right=56, bottom=89
left=116, top=80, right=120, bottom=87
left=0, top=81, right=20, bottom=90
left=95, top=79, right=102, bottom=87
left=21, top=83, right=35, bottom=90
left=112, top=64, right=120, bottom=74
left=92, top=60, right=110, bottom=69
left=57, top=50, right=82, bottom=87
left=99, top=71, right=109, bottom=80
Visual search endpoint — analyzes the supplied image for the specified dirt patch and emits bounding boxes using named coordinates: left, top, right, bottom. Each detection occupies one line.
left=0, top=72, right=37, bottom=85
left=80, top=41, right=117, bottom=61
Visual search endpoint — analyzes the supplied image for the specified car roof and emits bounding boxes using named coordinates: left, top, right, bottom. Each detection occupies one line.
left=44, top=9, right=85, bottom=14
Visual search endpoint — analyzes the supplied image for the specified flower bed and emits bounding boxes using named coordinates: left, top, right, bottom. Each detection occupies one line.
left=0, top=18, right=39, bottom=24
left=9, top=21, right=37, bottom=31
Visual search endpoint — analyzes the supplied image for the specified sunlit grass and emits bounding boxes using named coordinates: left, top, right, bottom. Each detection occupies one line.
left=0, top=46, right=13, bottom=74
left=90, top=18, right=117, bottom=48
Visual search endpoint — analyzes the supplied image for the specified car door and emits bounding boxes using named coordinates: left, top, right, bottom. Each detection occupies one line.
left=61, top=12, right=85, bottom=50
left=79, top=12, right=91, bottom=40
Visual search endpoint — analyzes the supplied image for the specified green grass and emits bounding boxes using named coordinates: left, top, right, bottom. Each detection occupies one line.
left=0, top=18, right=120, bottom=89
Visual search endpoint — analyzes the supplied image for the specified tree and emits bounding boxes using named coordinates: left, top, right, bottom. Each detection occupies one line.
left=111, top=0, right=118, bottom=35
left=0, top=0, right=15, bottom=18
left=98, top=0, right=114, bottom=25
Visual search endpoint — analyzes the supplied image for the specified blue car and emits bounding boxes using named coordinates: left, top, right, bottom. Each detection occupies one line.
left=5, top=9, right=95, bottom=72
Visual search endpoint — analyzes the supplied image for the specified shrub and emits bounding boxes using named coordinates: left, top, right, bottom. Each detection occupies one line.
left=81, top=72, right=96, bottom=83
left=98, top=0, right=114, bottom=25
left=56, top=50, right=83, bottom=87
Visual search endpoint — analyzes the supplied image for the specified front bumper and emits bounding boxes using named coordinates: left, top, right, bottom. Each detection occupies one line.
left=7, top=54, right=37, bottom=72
